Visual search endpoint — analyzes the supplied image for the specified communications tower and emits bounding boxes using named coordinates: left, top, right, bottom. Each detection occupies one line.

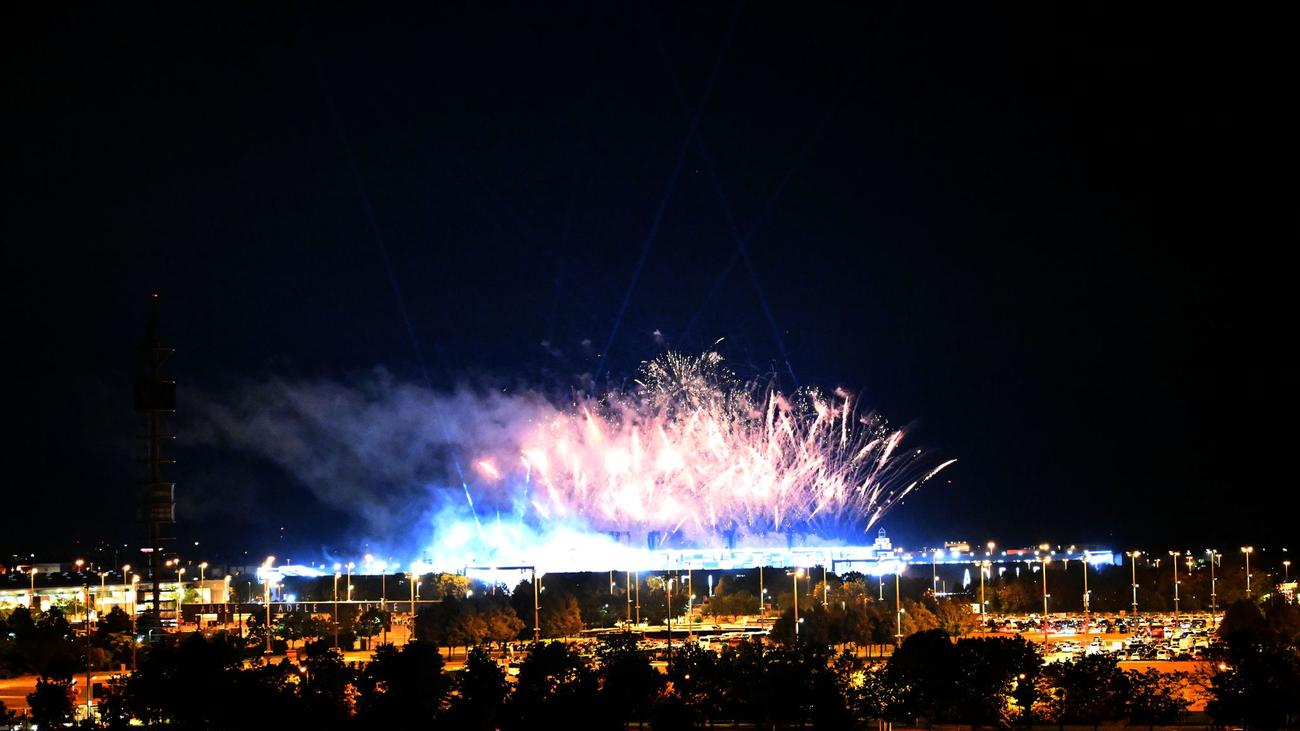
left=135, top=294, right=176, bottom=616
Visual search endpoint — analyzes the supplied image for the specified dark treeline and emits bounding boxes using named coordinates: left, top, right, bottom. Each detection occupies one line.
left=2, top=597, right=1297, bottom=729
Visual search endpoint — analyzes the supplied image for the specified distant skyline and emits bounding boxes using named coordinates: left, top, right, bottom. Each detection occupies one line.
left=6, top=4, right=1294, bottom=559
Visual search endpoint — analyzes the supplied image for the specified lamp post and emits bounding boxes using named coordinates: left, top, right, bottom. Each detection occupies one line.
left=74, top=560, right=86, bottom=629
left=1241, top=547, right=1254, bottom=597
left=130, top=576, right=140, bottom=643
left=979, top=561, right=989, bottom=616
left=83, top=582, right=92, bottom=718
left=262, top=556, right=275, bottom=655
left=758, top=565, right=764, bottom=614
left=823, top=564, right=829, bottom=608
left=346, top=562, right=354, bottom=603
left=1169, top=551, right=1181, bottom=617
left=333, top=572, right=341, bottom=647
left=1040, top=555, right=1051, bottom=645
left=1284, top=560, right=1292, bottom=583
left=222, top=575, right=231, bottom=627
left=931, top=550, right=940, bottom=595
left=894, top=567, right=904, bottom=647
left=686, top=569, right=692, bottom=637
left=532, top=567, right=541, bottom=643
left=626, top=571, right=633, bottom=630
left=29, top=567, right=38, bottom=610
left=1207, top=550, right=1218, bottom=613
left=120, top=565, right=131, bottom=617
left=792, top=568, right=804, bottom=639
left=1128, top=551, right=1141, bottom=615
left=176, top=568, right=185, bottom=627
left=665, top=576, right=674, bottom=668
left=1081, top=552, right=1091, bottom=633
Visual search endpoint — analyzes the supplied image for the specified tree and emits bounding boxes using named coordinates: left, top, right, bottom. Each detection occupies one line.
left=300, top=644, right=355, bottom=726
left=448, top=645, right=509, bottom=730
left=504, top=641, right=600, bottom=730
left=484, top=604, right=526, bottom=650
left=27, top=675, right=76, bottom=728
left=932, top=597, right=981, bottom=636
left=991, top=578, right=1035, bottom=613
left=1035, top=653, right=1129, bottom=729
left=275, top=608, right=319, bottom=648
left=429, top=573, right=471, bottom=598
left=596, top=634, right=663, bottom=725
left=448, top=607, right=489, bottom=657
left=353, top=606, right=389, bottom=650
left=702, top=590, right=758, bottom=621
left=0, top=699, right=17, bottom=727
left=97, top=605, right=132, bottom=636
left=355, top=641, right=449, bottom=726
left=1126, top=669, right=1189, bottom=729
left=952, top=635, right=1042, bottom=726
left=899, top=598, right=940, bottom=637
left=540, top=592, right=584, bottom=639
left=886, top=629, right=960, bottom=724
left=664, top=640, right=723, bottom=723
left=97, top=673, right=134, bottom=731
left=1206, top=642, right=1300, bottom=730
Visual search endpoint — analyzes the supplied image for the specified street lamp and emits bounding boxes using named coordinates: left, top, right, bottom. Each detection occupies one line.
left=222, top=575, right=231, bottom=626
left=176, top=567, right=186, bottom=626
left=665, top=575, right=675, bottom=667
left=1040, top=555, right=1051, bottom=645
left=1080, top=551, right=1091, bottom=626
left=931, top=549, right=941, bottom=595
left=1241, top=547, right=1254, bottom=596
left=1284, top=560, right=1292, bottom=583
left=262, top=556, right=275, bottom=655
left=121, top=565, right=131, bottom=615
left=626, top=571, right=633, bottom=630
left=29, top=567, right=38, bottom=609
left=792, top=568, right=804, bottom=639
left=1128, top=551, right=1141, bottom=615
left=894, top=566, right=904, bottom=646
left=199, top=561, right=208, bottom=589
left=532, top=567, right=541, bottom=643
left=822, top=564, right=829, bottom=608
left=1169, top=551, right=1181, bottom=617
left=130, top=575, right=140, bottom=639
left=333, top=572, right=341, bottom=647
left=979, top=561, right=990, bottom=616
left=346, top=562, right=355, bottom=603
left=1207, top=550, right=1218, bottom=614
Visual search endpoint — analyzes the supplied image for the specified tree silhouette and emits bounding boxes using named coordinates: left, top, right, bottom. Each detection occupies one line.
left=448, top=645, right=510, bottom=730
left=596, top=634, right=663, bottom=725
left=505, top=641, right=600, bottom=730
left=355, top=641, right=449, bottom=726
left=1035, top=653, right=1129, bottom=730
left=1126, top=669, right=1189, bottom=729
left=26, top=674, right=75, bottom=728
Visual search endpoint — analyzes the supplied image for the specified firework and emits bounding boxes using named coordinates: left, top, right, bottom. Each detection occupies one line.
left=459, top=351, right=953, bottom=560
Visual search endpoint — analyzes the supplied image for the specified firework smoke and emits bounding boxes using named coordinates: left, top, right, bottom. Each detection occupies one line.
left=189, top=352, right=952, bottom=570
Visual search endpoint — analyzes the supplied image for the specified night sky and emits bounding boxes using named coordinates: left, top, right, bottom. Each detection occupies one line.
left=7, top=3, right=1292, bottom=560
